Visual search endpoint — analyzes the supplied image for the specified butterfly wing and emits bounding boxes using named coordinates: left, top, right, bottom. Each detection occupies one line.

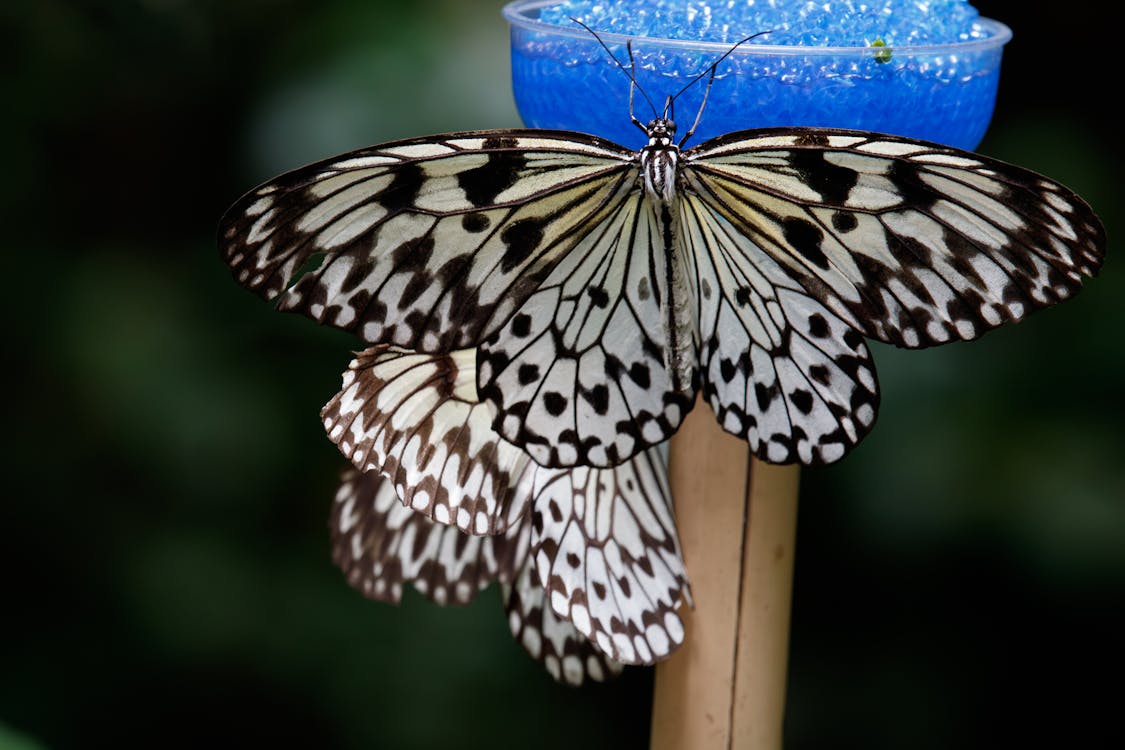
left=528, top=447, right=690, bottom=664
left=329, top=466, right=499, bottom=605
left=683, top=127, right=1105, bottom=349
left=478, top=196, right=695, bottom=468
left=321, top=346, right=533, bottom=535
left=678, top=194, right=880, bottom=464
left=219, top=130, right=638, bottom=352
left=330, top=464, right=625, bottom=685
left=497, top=513, right=624, bottom=684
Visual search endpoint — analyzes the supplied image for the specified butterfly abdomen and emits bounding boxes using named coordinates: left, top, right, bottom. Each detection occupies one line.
left=640, top=135, right=696, bottom=396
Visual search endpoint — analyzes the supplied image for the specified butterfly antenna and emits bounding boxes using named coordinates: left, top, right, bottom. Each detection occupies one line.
left=676, top=30, right=772, bottom=147
left=571, top=18, right=659, bottom=132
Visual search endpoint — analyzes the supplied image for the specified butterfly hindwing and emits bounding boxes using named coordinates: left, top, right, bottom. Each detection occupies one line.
left=330, top=466, right=497, bottom=605
left=504, top=560, right=626, bottom=686
left=219, top=131, right=637, bottom=352
left=321, top=346, right=533, bottom=535
left=529, top=448, right=690, bottom=664
left=683, top=127, right=1105, bottom=350
left=331, top=466, right=626, bottom=685
left=680, top=193, right=880, bottom=463
left=478, top=195, right=696, bottom=469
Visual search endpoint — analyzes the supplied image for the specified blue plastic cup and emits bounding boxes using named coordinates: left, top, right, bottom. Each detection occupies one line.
left=503, top=0, right=1011, bottom=151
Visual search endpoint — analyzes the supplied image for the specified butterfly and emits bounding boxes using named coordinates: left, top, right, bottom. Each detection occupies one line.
left=325, top=346, right=691, bottom=680
left=218, top=27, right=1105, bottom=472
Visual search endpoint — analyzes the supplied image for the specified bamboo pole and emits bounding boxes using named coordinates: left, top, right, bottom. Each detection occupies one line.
left=651, top=401, right=800, bottom=750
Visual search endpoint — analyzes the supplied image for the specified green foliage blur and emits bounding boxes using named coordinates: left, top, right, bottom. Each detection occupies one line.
left=4, top=1, right=1121, bottom=748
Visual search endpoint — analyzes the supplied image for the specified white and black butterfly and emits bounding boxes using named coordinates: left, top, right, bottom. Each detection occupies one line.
left=323, top=346, right=690, bottom=671
left=220, top=42, right=1104, bottom=470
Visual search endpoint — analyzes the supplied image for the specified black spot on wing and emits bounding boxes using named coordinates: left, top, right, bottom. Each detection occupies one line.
left=794, top=132, right=830, bottom=147
left=543, top=392, right=568, bottom=417
left=483, top=136, right=520, bottom=149
left=809, top=364, right=831, bottom=386
left=461, top=212, right=491, bottom=232
left=807, top=313, right=830, bottom=338
left=831, top=211, right=858, bottom=232
left=582, top=384, right=610, bottom=415
left=790, top=388, right=814, bottom=415
left=390, top=235, right=435, bottom=271
left=637, top=277, right=651, bottom=301
left=628, top=363, right=651, bottom=389
left=340, top=256, right=375, bottom=293
left=790, top=150, right=859, bottom=205
left=518, top=363, right=540, bottom=385
left=604, top=354, right=623, bottom=380
left=511, top=313, right=533, bottom=338
left=887, top=160, right=937, bottom=210
left=458, top=151, right=528, bottom=207
left=499, top=217, right=546, bottom=273
left=379, top=162, right=425, bottom=212
left=782, top=217, right=830, bottom=270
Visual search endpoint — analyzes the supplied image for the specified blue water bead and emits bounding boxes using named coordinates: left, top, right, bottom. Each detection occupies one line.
left=506, top=0, right=1008, bottom=151
left=539, top=0, right=986, bottom=45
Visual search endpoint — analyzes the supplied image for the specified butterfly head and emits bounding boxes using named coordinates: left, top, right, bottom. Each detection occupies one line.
left=645, top=117, right=677, bottom=148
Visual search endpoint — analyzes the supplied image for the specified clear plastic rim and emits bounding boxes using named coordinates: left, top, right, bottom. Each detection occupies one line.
left=501, top=0, right=1012, bottom=55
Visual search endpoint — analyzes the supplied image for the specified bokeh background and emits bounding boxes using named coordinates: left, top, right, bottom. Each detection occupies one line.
left=4, top=1, right=1121, bottom=748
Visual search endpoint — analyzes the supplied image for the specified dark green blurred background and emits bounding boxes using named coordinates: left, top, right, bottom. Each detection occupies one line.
left=4, top=1, right=1121, bottom=748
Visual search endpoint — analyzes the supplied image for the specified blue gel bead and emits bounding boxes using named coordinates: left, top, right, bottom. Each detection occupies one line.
left=503, top=0, right=1010, bottom=151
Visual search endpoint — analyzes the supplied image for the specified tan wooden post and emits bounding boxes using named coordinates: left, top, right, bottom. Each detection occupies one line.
left=651, top=401, right=800, bottom=750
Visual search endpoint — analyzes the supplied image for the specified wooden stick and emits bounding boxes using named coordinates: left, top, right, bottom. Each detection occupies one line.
left=650, top=402, right=800, bottom=750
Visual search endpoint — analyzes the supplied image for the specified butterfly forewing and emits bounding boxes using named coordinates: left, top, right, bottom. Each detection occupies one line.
left=220, top=131, right=637, bottom=352
left=683, top=128, right=1105, bottom=350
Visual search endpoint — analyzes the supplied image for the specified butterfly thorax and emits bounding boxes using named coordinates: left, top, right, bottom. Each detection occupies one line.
left=639, top=118, right=680, bottom=206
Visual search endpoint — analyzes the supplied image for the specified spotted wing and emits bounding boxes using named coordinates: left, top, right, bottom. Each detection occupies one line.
left=329, top=466, right=499, bottom=605
left=331, top=466, right=623, bottom=684
left=683, top=127, right=1105, bottom=350
left=321, top=346, right=533, bottom=535
left=501, top=514, right=624, bottom=685
left=528, top=447, right=689, bottom=664
left=219, top=130, right=637, bottom=352
left=478, top=196, right=696, bottom=469
left=679, top=194, right=880, bottom=464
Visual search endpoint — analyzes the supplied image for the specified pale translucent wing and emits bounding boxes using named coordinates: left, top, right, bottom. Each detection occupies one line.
left=321, top=346, right=533, bottom=535
left=329, top=467, right=497, bottom=605
left=680, top=195, right=879, bottom=464
left=219, top=131, right=636, bottom=351
left=684, top=128, right=1105, bottom=349
left=478, top=196, right=695, bottom=469
left=501, top=517, right=625, bottom=688
left=529, top=448, right=689, bottom=665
